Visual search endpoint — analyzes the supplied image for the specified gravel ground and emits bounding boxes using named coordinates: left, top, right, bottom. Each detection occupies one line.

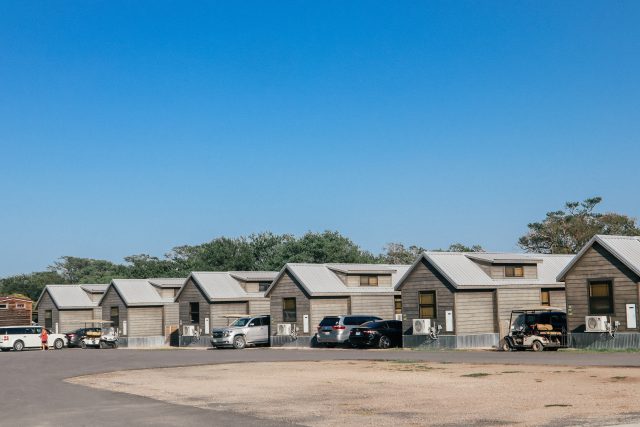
left=68, top=360, right=640, bottom=427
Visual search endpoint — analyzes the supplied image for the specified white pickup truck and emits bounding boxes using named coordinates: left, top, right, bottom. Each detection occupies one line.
left=0, top=325, right=67, bottom=351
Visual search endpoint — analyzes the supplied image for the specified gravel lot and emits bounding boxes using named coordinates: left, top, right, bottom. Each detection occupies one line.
left=68, top=359, right=640, bottom=427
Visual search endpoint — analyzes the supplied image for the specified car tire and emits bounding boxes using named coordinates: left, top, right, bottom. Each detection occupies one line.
left=99, top=341, right=106, bottom=349
left=378, top=335, right=391, bottom=349
left=233, top=335, right=246, bottom=350
left=532, top=340, right=544, bottom=352
left=54, top=339, right=64, bottom=350
left=80, top=341, right=87, bottom=349
left=13, top=340, right=24, bottom=352
left=501, top=342, right=511, bottom=352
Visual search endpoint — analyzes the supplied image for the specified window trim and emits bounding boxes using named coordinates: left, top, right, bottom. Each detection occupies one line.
left=282, top=298, right=297, bottom=322
left=540, top=290, right=550, bottom=307
left=0, top=303, right=7, bottom=310
left=504, top=265, right=525, bottom=278
left=394, top=295, right=402, bottom=315
left=588, top=279, right=615, bottom=315
left=418, top=291, right=437, bottom=319
left=189, top=302, right=200, bottom=324
left=110, top=306, right=120, bottom=329
left=44, top=309, right=53, bottom=329
left=359, top=275, right=379, bottom=287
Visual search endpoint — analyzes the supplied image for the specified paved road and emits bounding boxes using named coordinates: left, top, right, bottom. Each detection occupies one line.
left=3, top=347, right=640, bottom=426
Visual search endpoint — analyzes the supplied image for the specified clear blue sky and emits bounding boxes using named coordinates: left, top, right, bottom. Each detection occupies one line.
left=1, top=2, right=639, bottom=276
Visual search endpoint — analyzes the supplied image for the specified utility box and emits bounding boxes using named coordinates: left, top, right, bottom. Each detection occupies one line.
left=626, top=304, right=637, bottom=329
left=303, top=314, right=309, bottom=333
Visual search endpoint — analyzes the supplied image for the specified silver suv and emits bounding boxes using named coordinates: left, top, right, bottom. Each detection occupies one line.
left=211, top=315, right=270, bottom=349
left=316, top=315, right=382, bottom=347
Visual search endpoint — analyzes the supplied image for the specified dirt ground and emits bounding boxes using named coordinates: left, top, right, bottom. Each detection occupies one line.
left=68, top=360, right=640, bottom=426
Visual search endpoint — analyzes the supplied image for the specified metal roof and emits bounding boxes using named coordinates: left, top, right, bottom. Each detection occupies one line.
left=37, top=285, right=104, bottom=309
left=178, top=271, right=278, bottom=302
left=80, top=284, right=109, bottom=293
left=148, top=278, right=187, bottom=288
left=556, top=235, right=640, bottom=281
left=228, top=271, right=278, bottom=282
left=102, top=279, right=168, bottom=306
left=266, top=263, right=410, bottom=297
left=465, top=253, right=544, bottom=264
left=396, top=252, right=573, bottom=290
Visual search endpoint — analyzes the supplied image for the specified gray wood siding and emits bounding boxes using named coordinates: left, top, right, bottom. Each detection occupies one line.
left=127, top=307, right=163, bottom=337
left=58, top=310, right=95, bottom=333
left=163, top=303, right=179, bottom=331
left=495, top=288, right=541, bottom=336
left=400, top=258, right=456, bottom=334
left=37, top=291, right=59, bottom=331
left=88, top=293, right=103, bottom=303
left=455, top=291, right=496, bottom=334
left=310, top=298, right=350, bottom=331
left=101, top=287, right=127, bottom=335
left=549, top=290, right=566, bottom=309
left=269, top=271, right=311, bottom=336
left=249, top=299, right=270, bottom=316
left=350, top=294, right=395, bottom=320
left=176, top=279, right=210, bottom=333
left=211, top=302, right=249, bottom=328
left=565, top=243, right=640, bottom=332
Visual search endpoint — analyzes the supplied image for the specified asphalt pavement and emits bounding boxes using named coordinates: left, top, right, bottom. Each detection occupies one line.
left=3, top=346, right=640, bottom=426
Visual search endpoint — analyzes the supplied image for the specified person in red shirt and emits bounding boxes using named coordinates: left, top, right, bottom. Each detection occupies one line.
left=40, top=328, right=49, bottom=351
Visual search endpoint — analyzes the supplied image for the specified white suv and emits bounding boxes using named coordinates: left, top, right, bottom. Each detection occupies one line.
left=0, top=326, right=67, bottom=351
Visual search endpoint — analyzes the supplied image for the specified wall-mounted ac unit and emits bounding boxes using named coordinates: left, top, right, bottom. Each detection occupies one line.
left=277, top=323, right=292, bottom=336
left=413, top=318, right=431, bottom=335
left=585, top=316, right=608, bottom=333
left=182, top=325, right=196, bottom=336
left=394, top=314, right=403, bottom=321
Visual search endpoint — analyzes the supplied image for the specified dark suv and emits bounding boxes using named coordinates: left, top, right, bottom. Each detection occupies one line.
left=65, top=328, right=101, bottom=348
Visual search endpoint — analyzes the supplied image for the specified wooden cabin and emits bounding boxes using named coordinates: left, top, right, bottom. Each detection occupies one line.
left=0, top=296, right=33, bottom=327
left=35, top=284, right=107, bottom=333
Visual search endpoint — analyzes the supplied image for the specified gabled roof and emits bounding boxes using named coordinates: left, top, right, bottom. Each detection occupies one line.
left=176, top=271, right=278, bottom=302
left=100, top=279, right=171, bottom=307
left=148, top=278, right=186, bottom=288
left=36, top=284, right=107, bottom=309
left=396, top=252, right=573, bottom=290
left=265, top=263, right=410, bottom=297
left=556, top=235, right=640, bottom=281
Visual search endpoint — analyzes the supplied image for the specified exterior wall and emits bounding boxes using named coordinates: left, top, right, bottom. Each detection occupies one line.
left=163, top=303, right=179, bottom=335
left=36, top=292, right=59, bottom=330
left=495, top=288, right=541, bottom=337
left=157, top=288, right=177, bottom=299
left=87, top=293, right=103, bottom=303
left=244, top=282, right=259, bottom=293
left=549, top=289, right=566, bottom=309
left=101, top=287, right=127, bottom=335
left=455, top=291, right=496, bottom=334
left=127, top=307, right=163, bottom=337
left=399, top=258, right=456, bottom=334
left=565, top=243, right=640, bottom=332
left=58, top=309, right=95, bottom=333
left=309, top=297, right=350, bottom=332
left=350, top=294, right=395, bottom=320
left=248, top=299, right=270, bottom=316
left=490, top=264, right=537, bottom=279
left=269, top=271, right=311, bottom=336
left=176, top=279, right=210, bottom=333
left=211, top=302, right=249, bottom=328
left=0, top=298, right=32, bottom=327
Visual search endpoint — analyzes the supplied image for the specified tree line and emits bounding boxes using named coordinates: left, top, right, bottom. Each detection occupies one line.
left=1, top=197, right=638, bottom=301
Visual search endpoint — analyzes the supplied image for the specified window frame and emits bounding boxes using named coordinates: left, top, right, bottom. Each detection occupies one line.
left=359, top=275, right=379, bottom=287
left=540, top=290, right=550, bottom=307
left=588, top=279, right=614, bottom=315
left=394, top=295, right=402, bottom=315
left=110, top=306, right=120, bottom=329
left=418, top=291, right=437, bottom=319
left=189, top=302, right=200, bottom=324
left=282, top=298, right=296, bottom=322
left=44, top=310, right=53, bottom=329
left=504, top=265, right=525, bottom=278
left=0, top=303, right=7, bottom=310
left=258, top=282, right=271, bottom=292
left=16, top=303, right=25, bottom=309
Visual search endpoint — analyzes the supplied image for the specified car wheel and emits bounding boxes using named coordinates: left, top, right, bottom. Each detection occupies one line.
left=54, top=339, right=64, bottom=350
left=501, top=342, right=511, bottom=352
left=99, top=341, right=106, bottom=349
left=233, top=335, right=246, bottom=350
left=378, top=335, right=391, bottom=349
left=13, top=340, right=24, bottom=352
left=532, top=340, right=544, bottom=352
left=80, top=341, right=87, bottom=349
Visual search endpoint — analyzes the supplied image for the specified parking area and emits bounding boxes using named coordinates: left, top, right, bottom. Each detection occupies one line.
left=4, top=348, right=640, bottom=426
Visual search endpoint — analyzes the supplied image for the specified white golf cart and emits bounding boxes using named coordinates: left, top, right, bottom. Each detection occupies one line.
left=79, top=320, right=119, bottom=349
left=503, top=307, right=568, bottom=352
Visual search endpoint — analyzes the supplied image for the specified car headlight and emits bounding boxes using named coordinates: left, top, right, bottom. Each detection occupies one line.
left=223, top=331, right=230, bottom=337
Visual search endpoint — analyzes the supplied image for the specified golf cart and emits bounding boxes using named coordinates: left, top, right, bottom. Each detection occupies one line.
left=79, top=320, right=119, bottom=349
left=502, top=307, right=568, bottom=352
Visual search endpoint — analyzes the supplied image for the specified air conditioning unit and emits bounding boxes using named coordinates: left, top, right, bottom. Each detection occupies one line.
left=182, top=325, right=196, bottom=336
left=413, top=318, right=431, bottom=335
left=277, top=323, right=292, bottom=336
left=585, top=316, right=608, bottom=333
left=394, top=314, right=403, bottom=321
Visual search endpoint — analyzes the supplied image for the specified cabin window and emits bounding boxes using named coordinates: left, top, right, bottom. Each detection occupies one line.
left=0, top=304, right=7, bottom=309
left=359, top=275, right=378, bottom=286
left=589, top=281, right=614, bottom=315
left=110, top=307, right=119, bottom=329
left=505, top=265, right=524, bottom=277
left=541, top=290, right=550, bottom=306
left=394, top=296, right=402, bottom=314
left=15, top=303, right=25, bottom=309
left=258, top=282, right=271, bottom=292
left=189, top=302, right=200, bottom=324
left=44, top=310, right=52, bottom=329
left=418, top=291, right=437, bottom=318
left=283, top=298, right=296, bottom=322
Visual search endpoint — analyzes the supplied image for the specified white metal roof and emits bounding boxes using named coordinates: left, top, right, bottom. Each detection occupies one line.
left=556, top=235, right=640, bottom=281
left=80, top=284, right=109, bottom=293
left=266, top=263, right=410, bottom=297
left=228, top=271, right=278, bottom=282
left=103, top=279, right=168, bottom=306
left=179, top=271, right=278, bottom=302
left=37, top=284, right=105, bottom=309
left=396, top=252, right=574, bottom=290
left=148, top=278, right=187, bottom=288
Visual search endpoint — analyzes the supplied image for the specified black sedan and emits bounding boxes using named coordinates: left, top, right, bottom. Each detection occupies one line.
left=348, top=320, right=403, bottom=349
left=65, top=327, right=101, bottom=348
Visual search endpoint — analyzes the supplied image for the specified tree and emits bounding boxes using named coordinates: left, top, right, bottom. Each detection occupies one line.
left=0, top=271, right=66, bottom=301
left=50, top=256, right=128, bottom=283
left=381, top=243, right=426, bottom=264
left=518, top=197, right=640, bottom=254
left=445, top=243, right=485, bottom=253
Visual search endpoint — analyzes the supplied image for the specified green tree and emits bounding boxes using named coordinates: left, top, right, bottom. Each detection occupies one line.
left=0, top=271, right=66, bottom=301
left=381, top=242, right=426, bottom=264
left=518, top=197, right=640, bottom=254
left=50, top=256, right=128, bottom=283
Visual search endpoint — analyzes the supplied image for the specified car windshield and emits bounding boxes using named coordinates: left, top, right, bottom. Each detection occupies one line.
left=512, top=314, right=527, bottom=330
left=319, top=317, right=340, bottom=327
left=230, top=318, right=251, bottom=327
left=361, top=321, right=382, bottom=328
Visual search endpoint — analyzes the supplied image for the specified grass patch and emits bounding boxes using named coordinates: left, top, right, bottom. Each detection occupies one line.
left=611, top=376, right=628, bottom=380
left=462, top=372, right=490, bottom=378
left=501, top=370, right=522, bottom=374
left=545, top=404, right=572, bottom=408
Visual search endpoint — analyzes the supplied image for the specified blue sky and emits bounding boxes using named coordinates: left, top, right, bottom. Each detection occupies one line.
left=1, top=2, right=639, bottom=276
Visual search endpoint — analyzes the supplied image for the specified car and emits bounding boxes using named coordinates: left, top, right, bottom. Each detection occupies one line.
left=211, top=315, right=270, bottom=349
left=348, top=320, right=403, bottom=349
left=316, top=315, right=383, bottom=346
left=65, top=328, right=102, bottom=348
left=0, top=325, right=67, bottom=351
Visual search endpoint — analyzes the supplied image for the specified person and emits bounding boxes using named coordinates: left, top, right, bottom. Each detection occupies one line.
left=40, top=327, right=48, bottom=351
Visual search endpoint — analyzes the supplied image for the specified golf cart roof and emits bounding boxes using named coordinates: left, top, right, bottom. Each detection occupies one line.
left=83, top=320, right=114, bottom=324
left=511, top=306, right=566, bottom=313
